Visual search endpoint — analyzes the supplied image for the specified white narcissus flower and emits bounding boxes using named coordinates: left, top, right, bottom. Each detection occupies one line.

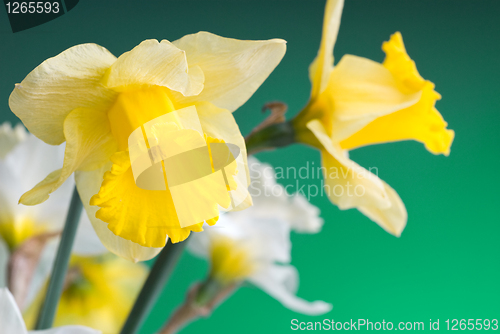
left=0, top=122, right=105, bottom=307
left=188, top=157, right=331, bottom=316
left=0, top=288, right=100, bottom=334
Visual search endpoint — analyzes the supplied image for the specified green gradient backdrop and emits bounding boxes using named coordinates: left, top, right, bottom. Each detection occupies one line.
left=1, top=0, right=499, bottom=332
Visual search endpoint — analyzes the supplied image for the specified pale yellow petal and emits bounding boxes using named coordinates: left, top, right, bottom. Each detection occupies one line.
left=9, top=44, right=117, bottom=145
left=75, top=164, right=162, bottom=262
left=358, top=180, right=407, bottom=237
left=307, top=119, right=390, bottom=210
left=309, top=0, right=344, bottom=99
left=172, top=32, right=286, bottom=112
left=19, top=108, right=117, bottom=206
left=103, top=39, right=204, bottom=97
left=195, top=102, right=252, bottom=211
left=323, top=54, right=421, bottom=141
left=18, top=169, right=63, bottom=206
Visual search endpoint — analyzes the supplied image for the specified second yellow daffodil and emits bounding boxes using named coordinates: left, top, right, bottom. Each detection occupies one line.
left=293, top=0, right=454, bottom=236
left=9, top=32, right=286, bottom=261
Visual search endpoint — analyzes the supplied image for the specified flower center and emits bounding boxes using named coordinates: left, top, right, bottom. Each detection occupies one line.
left=210, top=236, right=257, bottom=284
left=0, top=219, right=47, bottom=250
left=108, top=86, right=177, bottom=151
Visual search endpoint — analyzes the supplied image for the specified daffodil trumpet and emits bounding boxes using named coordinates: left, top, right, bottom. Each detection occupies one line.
left=250, top=0, right=454, bottom=237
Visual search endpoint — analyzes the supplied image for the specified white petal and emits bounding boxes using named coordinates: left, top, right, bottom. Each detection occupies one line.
left=9, top=44, right=117, bottom=145
left=0, top=122, right=27, bottom=159
left=0, top=288, right=28, bottom=334
left=173, top=32, right=286, bottom=112
left=1, top=134, right=70, bottom=228
left=104, top=39, right=204, bottom=97
left=24, top=238, right=58, bottom=309
left=75, top=165, right=162, bottom=262
left=0, top=239, right=9, bottom=287
left=73, top=210, right=107, bottom=256
left=309, top=0, right=344, bottom=98
left=287, top=194, right=324, bottom=234
left=250, top=265, right=332, bottom=315
left=187, top=230, right=211, bottom=259
left=247, top=157, right=288, bottom=207
left=4, top=134, right=66, bottom=200
left=0, top=161, right=16, bottom=228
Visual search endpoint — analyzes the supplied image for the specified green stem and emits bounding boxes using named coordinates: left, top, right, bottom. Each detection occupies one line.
left=245, top=120, right=296, bottom=156
left=35, top=187, right=83, bottom=329
left=120, top=239, right=188, bottom=334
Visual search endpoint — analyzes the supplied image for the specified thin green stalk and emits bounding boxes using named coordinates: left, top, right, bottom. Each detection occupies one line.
left=35, top=187, right=83, bottom=329
left=120, top=239, right=188, bottom=334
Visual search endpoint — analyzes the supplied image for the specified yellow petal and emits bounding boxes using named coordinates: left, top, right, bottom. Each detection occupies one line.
left=103, top=39, right=204, bottom=97
left=382, top=32, right=426, bottom=93
left=107, top=86, right=177, bottom=151
left=172, top=32, right=286, bottom=112
left=323, top=55, right=421, bottom=141
left=309, top=0, right=344, bottom=99
left=340, top=83, right=455, bottom=154
left=89, top=151, right=205, bottom=248
left=210, top=235, right=257, bottom=284
left=19, top=108, right=117, bottom=206
left=9, top=44, right=117, bottom=145
left=307, top=120, right=390, bottom=210
left=340, top=32, right=454, bottom=155
left=358, top=180, right=407, bottom=237
left=75, top=165, right=162, bottom=262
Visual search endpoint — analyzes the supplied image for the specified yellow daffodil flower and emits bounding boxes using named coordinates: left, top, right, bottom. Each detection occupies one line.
left=9, top=32, right=286, bottom=261
left=292, top=0, right=454, bottom=236
left=24, top=254, right=147, bottom=333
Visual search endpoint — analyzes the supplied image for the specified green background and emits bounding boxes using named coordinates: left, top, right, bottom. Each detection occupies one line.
left=1, top=0, right=499, bottom=332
